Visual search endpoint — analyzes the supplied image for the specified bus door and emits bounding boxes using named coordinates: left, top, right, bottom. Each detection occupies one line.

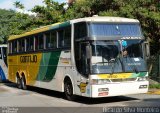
left=75, top=42, right=90, bottom=83
left=0, top=46, right=8, bottom=81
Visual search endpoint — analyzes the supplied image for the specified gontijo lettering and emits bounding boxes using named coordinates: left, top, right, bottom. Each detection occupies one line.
left=20, top=55, right=37, bottom=63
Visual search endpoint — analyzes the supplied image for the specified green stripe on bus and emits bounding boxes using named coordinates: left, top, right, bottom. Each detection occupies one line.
left=49, top=22, right=70, bottom=30
left=131, top=72, right=147, bottom=78
left=59, top=22, right=70, bottom=28
left=37, top=51, right=61, bottom=82
left=44, top=51, right=61, bottom=81
left=36, top=53, right=51, bottom=81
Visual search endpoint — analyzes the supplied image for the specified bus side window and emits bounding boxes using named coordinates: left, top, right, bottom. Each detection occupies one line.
left=45, top=32, right=51, bottom=48
left=38, top=34, right=44, bottom=50
left=12, top=40, right=17, bottom=53
left=46, top=31, right=57, bottom=49
left=26, top=37, right=34, bottom=51
left=8, top=42, right=12, bottom=54
left=18, top=39, right=25, bottom=52
left=58, top=26, right=71, bottom=48
left=50, top=31, right=57, bottom=48
left=2, top=47, right=7, bottom=58
left=64, top=26, right=71, bottom=47
left=21, top=39, right=25, bottom=52
left=18, top=40, right=21, bottom=52
left=58, top=30, right=64, bottom=48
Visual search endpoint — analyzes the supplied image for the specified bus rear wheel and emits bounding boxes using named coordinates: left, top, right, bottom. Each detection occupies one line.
left=64, top=79, right=75, bottom=101
left=21, top=76, right=27, bottom=90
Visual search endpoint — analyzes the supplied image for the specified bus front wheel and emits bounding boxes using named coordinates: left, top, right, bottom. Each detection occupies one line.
left=64, top=79, right=75, bottom=101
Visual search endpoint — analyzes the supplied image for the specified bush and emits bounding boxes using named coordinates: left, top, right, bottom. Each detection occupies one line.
left=149, top=84, right=160, bottom=89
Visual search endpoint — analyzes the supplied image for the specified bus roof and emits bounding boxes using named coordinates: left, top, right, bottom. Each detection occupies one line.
left=8, top=22, right=70, bottom=41
left=70, top=16, right=139, bottom=23
left=8, top=16, right=139, bottom=41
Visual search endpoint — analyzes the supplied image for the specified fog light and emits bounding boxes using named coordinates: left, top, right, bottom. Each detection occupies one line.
left=139, top=85, right=148, bottom=89
left=98, top=88, right=109, bottom=92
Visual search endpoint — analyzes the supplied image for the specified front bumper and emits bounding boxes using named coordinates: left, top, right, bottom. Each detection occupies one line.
left=91, top=81, right=149, bottom=98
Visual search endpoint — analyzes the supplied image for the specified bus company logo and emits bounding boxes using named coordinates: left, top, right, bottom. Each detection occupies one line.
left=20, top=55, right=37, bottom=63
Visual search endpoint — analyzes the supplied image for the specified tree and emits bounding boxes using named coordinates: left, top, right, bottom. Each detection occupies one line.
left=13, top=1, right=24, bottom=9
left=31, top=0, right=65, bottom=24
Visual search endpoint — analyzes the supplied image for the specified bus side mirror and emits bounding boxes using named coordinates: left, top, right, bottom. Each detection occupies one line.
left=85, top=44, right=91, bottom=75
left=144, top=41, right=150, bottom=59
left=86, top=45, right=91, bottom=59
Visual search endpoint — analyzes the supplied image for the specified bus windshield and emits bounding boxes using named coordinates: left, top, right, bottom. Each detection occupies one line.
left=90, top=40, right=147, bottom=74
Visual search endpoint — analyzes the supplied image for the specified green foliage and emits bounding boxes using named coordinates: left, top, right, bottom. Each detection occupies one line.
left=32, top=0, right=65, bottom=24
left=13, top=1, right=24, bottom=9
left=149, top=84, right=160, bottom=89
left=0, top=9, right=16, bottom=43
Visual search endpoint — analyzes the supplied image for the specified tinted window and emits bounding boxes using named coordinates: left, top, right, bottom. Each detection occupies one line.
left=26, top=37, right=34, bottom=51
left=2, top=47, right=7, bottom=58
left=58, top=30, right=64, bottom=48
left=64, top=27, right=71, bottom=47
left=46, top=31, right=57, bottom=49
left=38, top=34, right=44, bottom=50
left=74, top=22, right=87, bottom=40
left=18, top=39, right=25, bottom=52
left=8, top=42, right=12, bottom=54
left=12, top=40, right=17, bottom=53
left=58, top=26, right=71, bottom=48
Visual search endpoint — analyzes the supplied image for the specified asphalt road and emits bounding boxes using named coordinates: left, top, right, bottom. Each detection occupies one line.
left=0, top=83, right=160, bottom=113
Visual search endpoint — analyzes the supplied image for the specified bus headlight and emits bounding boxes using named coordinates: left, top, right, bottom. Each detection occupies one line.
left=137, top=77, right=147, bottom=81
left=91, top=79, right=111, bottom=85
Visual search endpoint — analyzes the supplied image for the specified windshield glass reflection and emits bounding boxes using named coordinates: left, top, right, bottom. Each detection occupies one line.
left=90, top=40, right=147, bottom=74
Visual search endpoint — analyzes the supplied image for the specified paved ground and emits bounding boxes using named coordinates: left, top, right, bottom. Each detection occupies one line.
left=0, top=83, right=160, bottom=113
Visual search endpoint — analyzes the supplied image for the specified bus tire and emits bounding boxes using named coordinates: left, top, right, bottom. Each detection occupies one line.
left=17, top=77, right=22, bottom=89
left=64, top=78, right=75, bottom=101
left=21, top=76, right=27, bottom=90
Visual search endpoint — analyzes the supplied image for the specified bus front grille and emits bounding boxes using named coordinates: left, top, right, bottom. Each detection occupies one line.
left=111, top=78, right=137, bottom=82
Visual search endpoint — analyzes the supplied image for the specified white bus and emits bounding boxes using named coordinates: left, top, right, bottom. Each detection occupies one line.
left=0, top=44, right=8, bottom=82
left=8, top=16, right=149, bottom=100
